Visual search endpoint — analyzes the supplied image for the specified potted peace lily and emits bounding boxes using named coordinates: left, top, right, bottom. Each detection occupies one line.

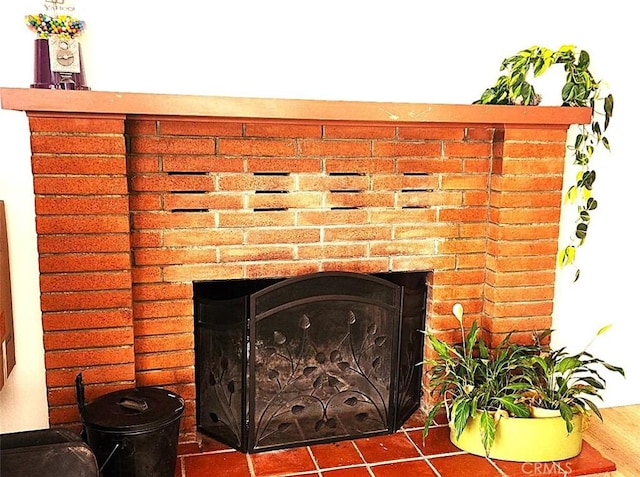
left=422, top=304, right=624, bottom=462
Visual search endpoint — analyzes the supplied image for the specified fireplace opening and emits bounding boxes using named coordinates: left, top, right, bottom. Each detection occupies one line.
left=194, top=271, right=427, bottom=453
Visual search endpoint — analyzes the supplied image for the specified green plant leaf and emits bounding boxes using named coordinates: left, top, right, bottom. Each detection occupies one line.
left=580, top=376, right=605, bottom=390
left=576, top=222, right=588, bottom=240
left=558, top=245, right=575, bottom=268
left=530, top=355, right=548, bottom=373
left=602, top=362, right=626, bottom=377
left=596, top=324, right=612, bottom=336
left=533, top=56, right=550, bottom=76
left=428, top=335, right=451, bottom=359
left=604, top=94, right=614, bottom=130
left=557, top=356, right=582, bottom=374
left=577, top=49, right=591, bottom=69
left=478, top=338, right=489, bottom=359
left=504, top=382, right=532, bottom=391
left=452, top=398, right=472, bottom=440
left=558, top=44, right=576, bottom=53
left=497, top=396, right=530, bottom=417
left=422, top=401, right=443, bottom=442
left=562, top=82, right=578, bottom=102
left=581, top=397, right=604, bottom=421
left=479, top=409, right=496, bottom=455
left=465, top=320, right=480, bottom=353
left=559, top=401, right=575, bottom=433
left=583, top=170, right=596, bottom=189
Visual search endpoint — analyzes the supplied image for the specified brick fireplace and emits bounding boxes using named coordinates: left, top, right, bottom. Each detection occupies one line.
left=0, top=87, right=589, bottom=443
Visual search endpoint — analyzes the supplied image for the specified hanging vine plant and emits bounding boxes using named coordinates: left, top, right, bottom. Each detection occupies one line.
left=475, top=45, right=613, bottom=281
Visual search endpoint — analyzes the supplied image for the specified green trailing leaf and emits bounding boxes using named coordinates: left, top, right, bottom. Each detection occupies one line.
left=558, top=245, right=576, bottom=268
left=583, top=170, right=596, bottom=189
left=576, top=222, right=588, bottom=240
left=562, top=82, right=579, bottom=102
left=578, top=50, right=590, bottom=69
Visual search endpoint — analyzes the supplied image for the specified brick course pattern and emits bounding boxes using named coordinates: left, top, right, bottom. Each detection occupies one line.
left=28, top=112, right=569, bottom=441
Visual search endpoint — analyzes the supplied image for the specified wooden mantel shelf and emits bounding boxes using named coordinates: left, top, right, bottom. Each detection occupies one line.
left=0, top=87, right=591, bottom=127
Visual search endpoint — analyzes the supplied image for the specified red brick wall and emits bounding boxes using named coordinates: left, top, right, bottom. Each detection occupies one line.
left=28, top=112, right=569, bottom=441
left=29, top=113, right=135, bottom=427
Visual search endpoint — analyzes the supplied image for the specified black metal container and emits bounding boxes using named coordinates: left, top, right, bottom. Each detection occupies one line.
left=76, top=374, right=184, bottom=477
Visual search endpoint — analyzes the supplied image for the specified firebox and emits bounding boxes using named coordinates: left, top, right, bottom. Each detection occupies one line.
left=194, top=271, right=427, bottom=453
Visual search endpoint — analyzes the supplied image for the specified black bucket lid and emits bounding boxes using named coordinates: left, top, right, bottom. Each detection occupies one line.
left=80, top=387, right=185, bottom=434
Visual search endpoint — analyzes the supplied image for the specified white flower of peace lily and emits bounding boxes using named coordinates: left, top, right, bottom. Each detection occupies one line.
left=452, top=303, right=464, bottom=324
left=452, top=303, right=467, bottom=356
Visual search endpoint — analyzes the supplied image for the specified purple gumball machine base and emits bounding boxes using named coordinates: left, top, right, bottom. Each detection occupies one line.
left=31, top=38, right=89, bottom=90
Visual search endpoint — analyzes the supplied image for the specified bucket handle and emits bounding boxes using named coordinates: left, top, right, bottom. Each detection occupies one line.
left=99, top=442, right=120, bottom=474
left=75, top=373, right=85, bottom=413
left=118, top=396, right=149, bottom=413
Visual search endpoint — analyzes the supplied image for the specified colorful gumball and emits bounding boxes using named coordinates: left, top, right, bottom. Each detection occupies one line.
left=25, top=13, right=86, bottom=40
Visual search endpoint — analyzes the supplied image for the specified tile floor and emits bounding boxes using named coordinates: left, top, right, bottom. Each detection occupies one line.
left=174, top=411, right=616, bottom=477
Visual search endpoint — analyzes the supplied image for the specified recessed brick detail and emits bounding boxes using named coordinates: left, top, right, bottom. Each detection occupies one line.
left=21, top=103, right=578, bottom=443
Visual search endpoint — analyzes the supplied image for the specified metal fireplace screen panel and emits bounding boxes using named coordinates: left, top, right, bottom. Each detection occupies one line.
left=249, top=273, right=401, bottom=452
left=194, top=271, right=426, bottom=454
left=252, top=272, right=400, bottom=317
left=390, top=276, right=427, bottom=425
left=195, top=296, right=248, bottom=450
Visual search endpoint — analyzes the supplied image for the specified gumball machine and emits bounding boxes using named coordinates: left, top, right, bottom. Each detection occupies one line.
left=25, top=0, right=89, bottom=90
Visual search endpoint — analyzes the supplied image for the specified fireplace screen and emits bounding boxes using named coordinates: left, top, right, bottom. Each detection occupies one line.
left=194, top=271, right=426, bottom=453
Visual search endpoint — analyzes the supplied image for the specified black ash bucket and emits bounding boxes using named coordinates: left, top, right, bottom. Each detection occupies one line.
left=76, top=374, right=184, bottom=477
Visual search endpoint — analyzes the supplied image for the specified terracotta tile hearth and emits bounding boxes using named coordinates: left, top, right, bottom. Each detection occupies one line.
left=174, top=411, right=617, bottom=476
left=0, top=87, right=592, bottom=444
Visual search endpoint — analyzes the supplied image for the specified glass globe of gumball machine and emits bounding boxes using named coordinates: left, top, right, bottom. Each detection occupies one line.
left=25, top=0, right=89, bottom=90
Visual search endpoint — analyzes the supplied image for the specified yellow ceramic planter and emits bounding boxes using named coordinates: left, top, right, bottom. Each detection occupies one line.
left=450, top=413, right=583, bottom=462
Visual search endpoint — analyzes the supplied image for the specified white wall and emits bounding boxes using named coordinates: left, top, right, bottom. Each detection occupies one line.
left=1, top=1, right=637, bottom=432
